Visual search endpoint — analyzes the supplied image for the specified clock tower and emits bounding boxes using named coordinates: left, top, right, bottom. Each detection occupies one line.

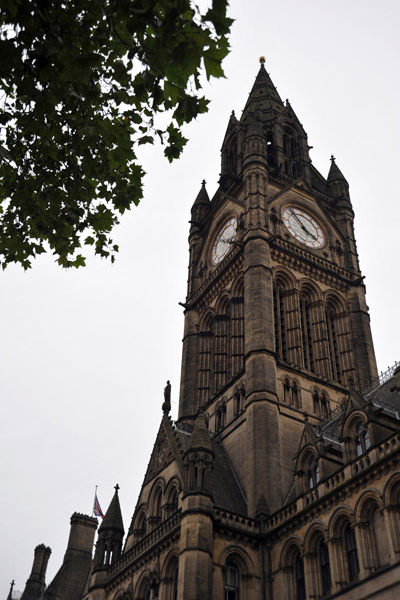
left=178, top=59, right=378, bottom=516
left=22, top=60, right=400, bottom=600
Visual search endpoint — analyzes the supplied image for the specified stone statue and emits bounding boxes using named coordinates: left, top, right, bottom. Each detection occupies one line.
left=162, top=380, right=171, bottom=414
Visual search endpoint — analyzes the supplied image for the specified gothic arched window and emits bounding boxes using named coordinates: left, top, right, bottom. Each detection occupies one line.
left=282, top=126, right=301, bottom=179
left=345, top=523, right=359, bottom=582
left=274, top=284, right=287, bottom=362
left=294, top=553, right=306, bottom=600
left=320, top=391, right=329, bottom=417
left=213, top=307, right=231, bottom=393
left=138, top=578, right=151, bottom=600
left=355, top=420, right=370, bottom=457
left=300, top=295, right=314, bottom=372
left=283, top=377, right=291, bottom=404
left=292, top=381, right=300, bottom=408
left=319, top=539, right=331, bottom=595
left=198, top=329, right=213, bottom=406
left=224, top=561, right=239, bottom=600
left=135, top=510, right=146, bottom=540
left=306, top=454, right=320, bottom=490
left=266, top=131, right=274, bottom=168
left=326, top=303, right=341, bottom=383
left=230, top=294, right=244, bottom=378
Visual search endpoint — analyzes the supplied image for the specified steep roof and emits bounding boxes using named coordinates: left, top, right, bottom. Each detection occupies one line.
left=241, top=62, right=284, bottom=125
left=99, top=486, right=124, bottom=534
left=212, top=439, right=247, bottom=515
left=327, top=156, right=349, bottom=186
left=186, top=412, right=213, bottom=454
left=192, top=180, right=210, bottom=209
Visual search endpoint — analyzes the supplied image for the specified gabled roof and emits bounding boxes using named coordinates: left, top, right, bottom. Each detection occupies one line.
left=143, top=415, right=187, bottom=487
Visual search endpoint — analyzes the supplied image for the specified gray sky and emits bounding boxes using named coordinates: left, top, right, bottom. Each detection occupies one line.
left=2, top=0, right=399, bottom=594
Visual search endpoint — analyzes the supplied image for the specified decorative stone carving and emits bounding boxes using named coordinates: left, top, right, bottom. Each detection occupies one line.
left=144, top=425, right=174, bottom=484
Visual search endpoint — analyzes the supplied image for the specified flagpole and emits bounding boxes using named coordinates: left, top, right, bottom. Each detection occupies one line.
left=92, top=485, right=98, bottom=517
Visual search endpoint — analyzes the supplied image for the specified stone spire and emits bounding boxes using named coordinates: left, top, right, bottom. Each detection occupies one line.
left=241, top=60, right=284, bottom=125
left=99, top=484, right=124, bottom=535
left=7, top=580, right=15, bottom=600
left=184, top=412, right=214, bottom=495
left=191, top=179, right=210, bottom=225
left=186, top=411, right=213, bottom=455
left=327, top=155, right=350, bottom=202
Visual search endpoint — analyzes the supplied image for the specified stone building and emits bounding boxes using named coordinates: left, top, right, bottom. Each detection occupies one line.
left=14, top=61, right=400, bottom=600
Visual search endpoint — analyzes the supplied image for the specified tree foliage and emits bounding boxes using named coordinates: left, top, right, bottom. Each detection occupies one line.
left=0, top=0, right=232, bottom=268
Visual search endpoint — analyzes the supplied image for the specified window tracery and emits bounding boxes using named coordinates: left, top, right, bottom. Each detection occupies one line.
left=312, top=389, right=330, bottom=418
left=282, top=377, right=301, bottom=408
left=198, top=288, right=244, bottom=407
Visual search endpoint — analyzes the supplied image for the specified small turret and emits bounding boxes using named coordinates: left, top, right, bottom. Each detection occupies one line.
left=190, top=180, right=210, bottom=227
left=20, top=544, right=51, bottom=600
left=44, top=513, right=97, bottom=600
left=93, top=485, right=124, bottom=570
left=187, top=180, right=210, bottom=296
left=7, top=580, right=15, bottom=600
left=327, top=155, right=351, bottom=203
left=184, top=412, right=214, bottom=497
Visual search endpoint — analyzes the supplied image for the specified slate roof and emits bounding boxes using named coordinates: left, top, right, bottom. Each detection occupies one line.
left=212, top=440, right=247, bottom=516
left=99, top=487, right=124, bottom=534
left=174, top=421, right=247, bottom=516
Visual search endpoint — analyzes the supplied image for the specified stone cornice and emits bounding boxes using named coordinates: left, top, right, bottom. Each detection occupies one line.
left=265, top=430, right=400, bottom=541
left=270, top=237, right=357, bottom=290
left=190, top=248, right=243, bottom=310
left=105, top=510, right=181, bottom=588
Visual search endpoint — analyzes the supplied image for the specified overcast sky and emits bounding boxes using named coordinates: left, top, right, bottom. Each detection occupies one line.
left=2, top=0, right=400, bottom=595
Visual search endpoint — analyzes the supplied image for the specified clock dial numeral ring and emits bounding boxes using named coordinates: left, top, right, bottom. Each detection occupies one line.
left=211, top=216, right=238, bottom=265
left=281, top=206, right=325, bottom=249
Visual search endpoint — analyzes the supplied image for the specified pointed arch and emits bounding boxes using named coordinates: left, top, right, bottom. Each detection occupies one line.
left=355, top=489, right=390, bottom=571
left=328, top=507, right=359, bottom=586
left=213, top=292, right=231, bottom=393
left=324, top=291, right=355, bottom=385
left=165, top=478, right=181, bottom=516
left=383, top=471, right=400, bottom=554
left=198, top=309, right=214, bottom=406
left=161, top=550, right=179, bottom=600
left=134, top=569, right=151, bottom=600
left=303, top=523, right=332, bottom=598
left=342, top=411, right=370, bottom=461
left=279, top=537, right=306, bottom=600
left=273, top=266, right=297, bottom=290
left=296, top=447, right=320, bottom=492
left=298, top=280, right=320, bottom=374
left=273, top=268, right=296, bottom=364
left=134, top=506, right=147, bottom=541
left=229, top=276, right=244, bottom=378
left=303, top=522, right=328, bottom=554
left=231, top=273, right=244, bottom=297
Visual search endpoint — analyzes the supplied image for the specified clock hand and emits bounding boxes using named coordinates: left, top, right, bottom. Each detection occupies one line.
left=288, top=209, right=317, bottom=241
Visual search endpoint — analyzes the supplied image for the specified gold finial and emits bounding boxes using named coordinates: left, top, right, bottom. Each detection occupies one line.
left=259, top=56, right=266, bottom=64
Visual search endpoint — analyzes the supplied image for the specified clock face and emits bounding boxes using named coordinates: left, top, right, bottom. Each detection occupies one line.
left=281, top=206, right=325, bottom=249
left=211, top=216, right=237, bottom=265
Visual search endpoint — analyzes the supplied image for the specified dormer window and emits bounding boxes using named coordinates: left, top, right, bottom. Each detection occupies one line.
left=355, top=421, right=370, bottom=456
left=306, top=454, right=320, bottom=490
